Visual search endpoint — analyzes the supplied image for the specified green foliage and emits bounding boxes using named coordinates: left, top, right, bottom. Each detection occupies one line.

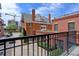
left=6, top=22, right=17, bottom=30
left=37, top=42, right=54, bottom=49
left=19, top=26, right=22, bottom=32
left=37, top=42, right=63, bottom=56
left=50, top=48, right=63, bottom=56
left=37, top=42, right=48, bottom=48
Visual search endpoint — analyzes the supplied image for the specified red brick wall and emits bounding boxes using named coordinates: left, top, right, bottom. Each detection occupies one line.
left=52, top=17, right=79, bottom=32
left=47, top=24, right=52, bottom=31
left=52, top=14, right=79, bottom=48
left=23, top=22, right=52, bottom=35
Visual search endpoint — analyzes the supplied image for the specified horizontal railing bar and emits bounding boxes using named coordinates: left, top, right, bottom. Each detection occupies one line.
left=0, top=31, right=76, bottom=42
left=0, top=38, right=75, bottom=52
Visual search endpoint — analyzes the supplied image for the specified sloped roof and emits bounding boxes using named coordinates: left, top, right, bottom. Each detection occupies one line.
left=22, top=13, right=50, bottom=23
left=52, top=11, right=79, bottom=21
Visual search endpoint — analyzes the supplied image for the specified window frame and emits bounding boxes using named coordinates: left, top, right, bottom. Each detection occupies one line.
left=40, top=25, right=46, bottom=31
left=54, top=24, right=58, bottom=32
left=68, top=22, right=75, bottom=31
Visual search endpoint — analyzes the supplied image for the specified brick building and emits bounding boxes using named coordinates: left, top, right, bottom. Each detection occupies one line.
left=0, top=19, right=4, bottom=37
left=21, top=9, right=52, bottom=36
left=52, top=12, right=79, bottom=50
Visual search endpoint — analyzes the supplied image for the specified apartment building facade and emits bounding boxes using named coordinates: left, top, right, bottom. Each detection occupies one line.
left=21, top=9, right=52, bottom=36
left=52, top=12, right=79, bottom=50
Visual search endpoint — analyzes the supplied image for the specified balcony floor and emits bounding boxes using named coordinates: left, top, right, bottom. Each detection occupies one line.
left=68, top=46, right=79, bottom=56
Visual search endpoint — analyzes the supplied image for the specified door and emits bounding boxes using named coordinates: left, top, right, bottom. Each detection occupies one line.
left=68, top=22, right=76, bottom=48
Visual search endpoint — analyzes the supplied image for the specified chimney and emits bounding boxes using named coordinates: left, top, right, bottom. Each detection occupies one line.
left=48, top=14, right=51, bottom=23
left=32, top=9, right=35, bottom=21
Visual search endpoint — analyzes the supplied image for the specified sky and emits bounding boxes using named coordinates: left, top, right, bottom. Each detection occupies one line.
left=16, top=3, right=79, bottom=18
left=1, top=3, right=79, bottom=25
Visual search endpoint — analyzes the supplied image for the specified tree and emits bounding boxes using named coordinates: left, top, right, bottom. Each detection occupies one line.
left=6, top=22, right=17, bottom=32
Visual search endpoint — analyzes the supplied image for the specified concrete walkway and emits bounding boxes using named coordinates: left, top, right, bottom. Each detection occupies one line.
left=68, top=46, right=79, bottom=56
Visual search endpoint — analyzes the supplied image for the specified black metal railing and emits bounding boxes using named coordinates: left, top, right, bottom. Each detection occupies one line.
left=0, top=31, right=77, bottom=56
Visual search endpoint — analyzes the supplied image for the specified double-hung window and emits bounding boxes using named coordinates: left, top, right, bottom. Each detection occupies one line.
left=68, top=22, right=75, bottom=31
left=54, top=24, right=58, bottom=32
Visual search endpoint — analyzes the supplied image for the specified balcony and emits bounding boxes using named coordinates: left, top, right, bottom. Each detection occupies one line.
left=0, top=31, right=77, bottom=56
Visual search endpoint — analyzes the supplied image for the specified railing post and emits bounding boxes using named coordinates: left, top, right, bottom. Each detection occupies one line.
left=14, top=40, right=15, bottom=56
left=21, top=40, right=23, bottom=56
left=66, top=32, right=69, bottom=55
left=37, top=37, right=39, bottom=56
left=74, top=31, right=76, bottom=45
left=4, top=42, right=6, bottom=56
left=54, top=34, right=57, bottom=56
left=33, top=38, right=34, bottom=56
left=55, top=34, right=57, bottom=49
left=44, top=36, right=46, bottom=56
left=41, top=36, right=43, bottom=56
left=27, top=38, right=29, bottom=56
left=47, top=35, right=50, bottom=56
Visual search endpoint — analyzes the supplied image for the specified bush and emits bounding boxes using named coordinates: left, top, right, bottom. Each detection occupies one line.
left=51, top=48, right=63, bottom=56
left=37, top=42, right=55, bottom=50
left=37, top=42, right=63, bottom=56
left=6, top=22, right=17, bottom=30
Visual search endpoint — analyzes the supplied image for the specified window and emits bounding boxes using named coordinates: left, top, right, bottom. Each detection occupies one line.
left=68, top=22, right=75, bottom=31
left=41, top=25, right=46, bottom=31
left=54, top=24, right=58, bottom=32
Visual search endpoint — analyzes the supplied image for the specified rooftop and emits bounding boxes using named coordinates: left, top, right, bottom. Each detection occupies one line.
left=22, top=13, right=52, bottom=24
left=52, top=11, right=79, bottom=21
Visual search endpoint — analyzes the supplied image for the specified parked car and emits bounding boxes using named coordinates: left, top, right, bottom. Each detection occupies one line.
left=4, top=32, right=12, bottom=37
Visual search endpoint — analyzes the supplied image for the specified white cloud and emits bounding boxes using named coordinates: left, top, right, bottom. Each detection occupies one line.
left=42, top=3, right=62, bottom=10
left=0, top=3, right=21, bottom=25
left=36, top=3, right=63, bottom=18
